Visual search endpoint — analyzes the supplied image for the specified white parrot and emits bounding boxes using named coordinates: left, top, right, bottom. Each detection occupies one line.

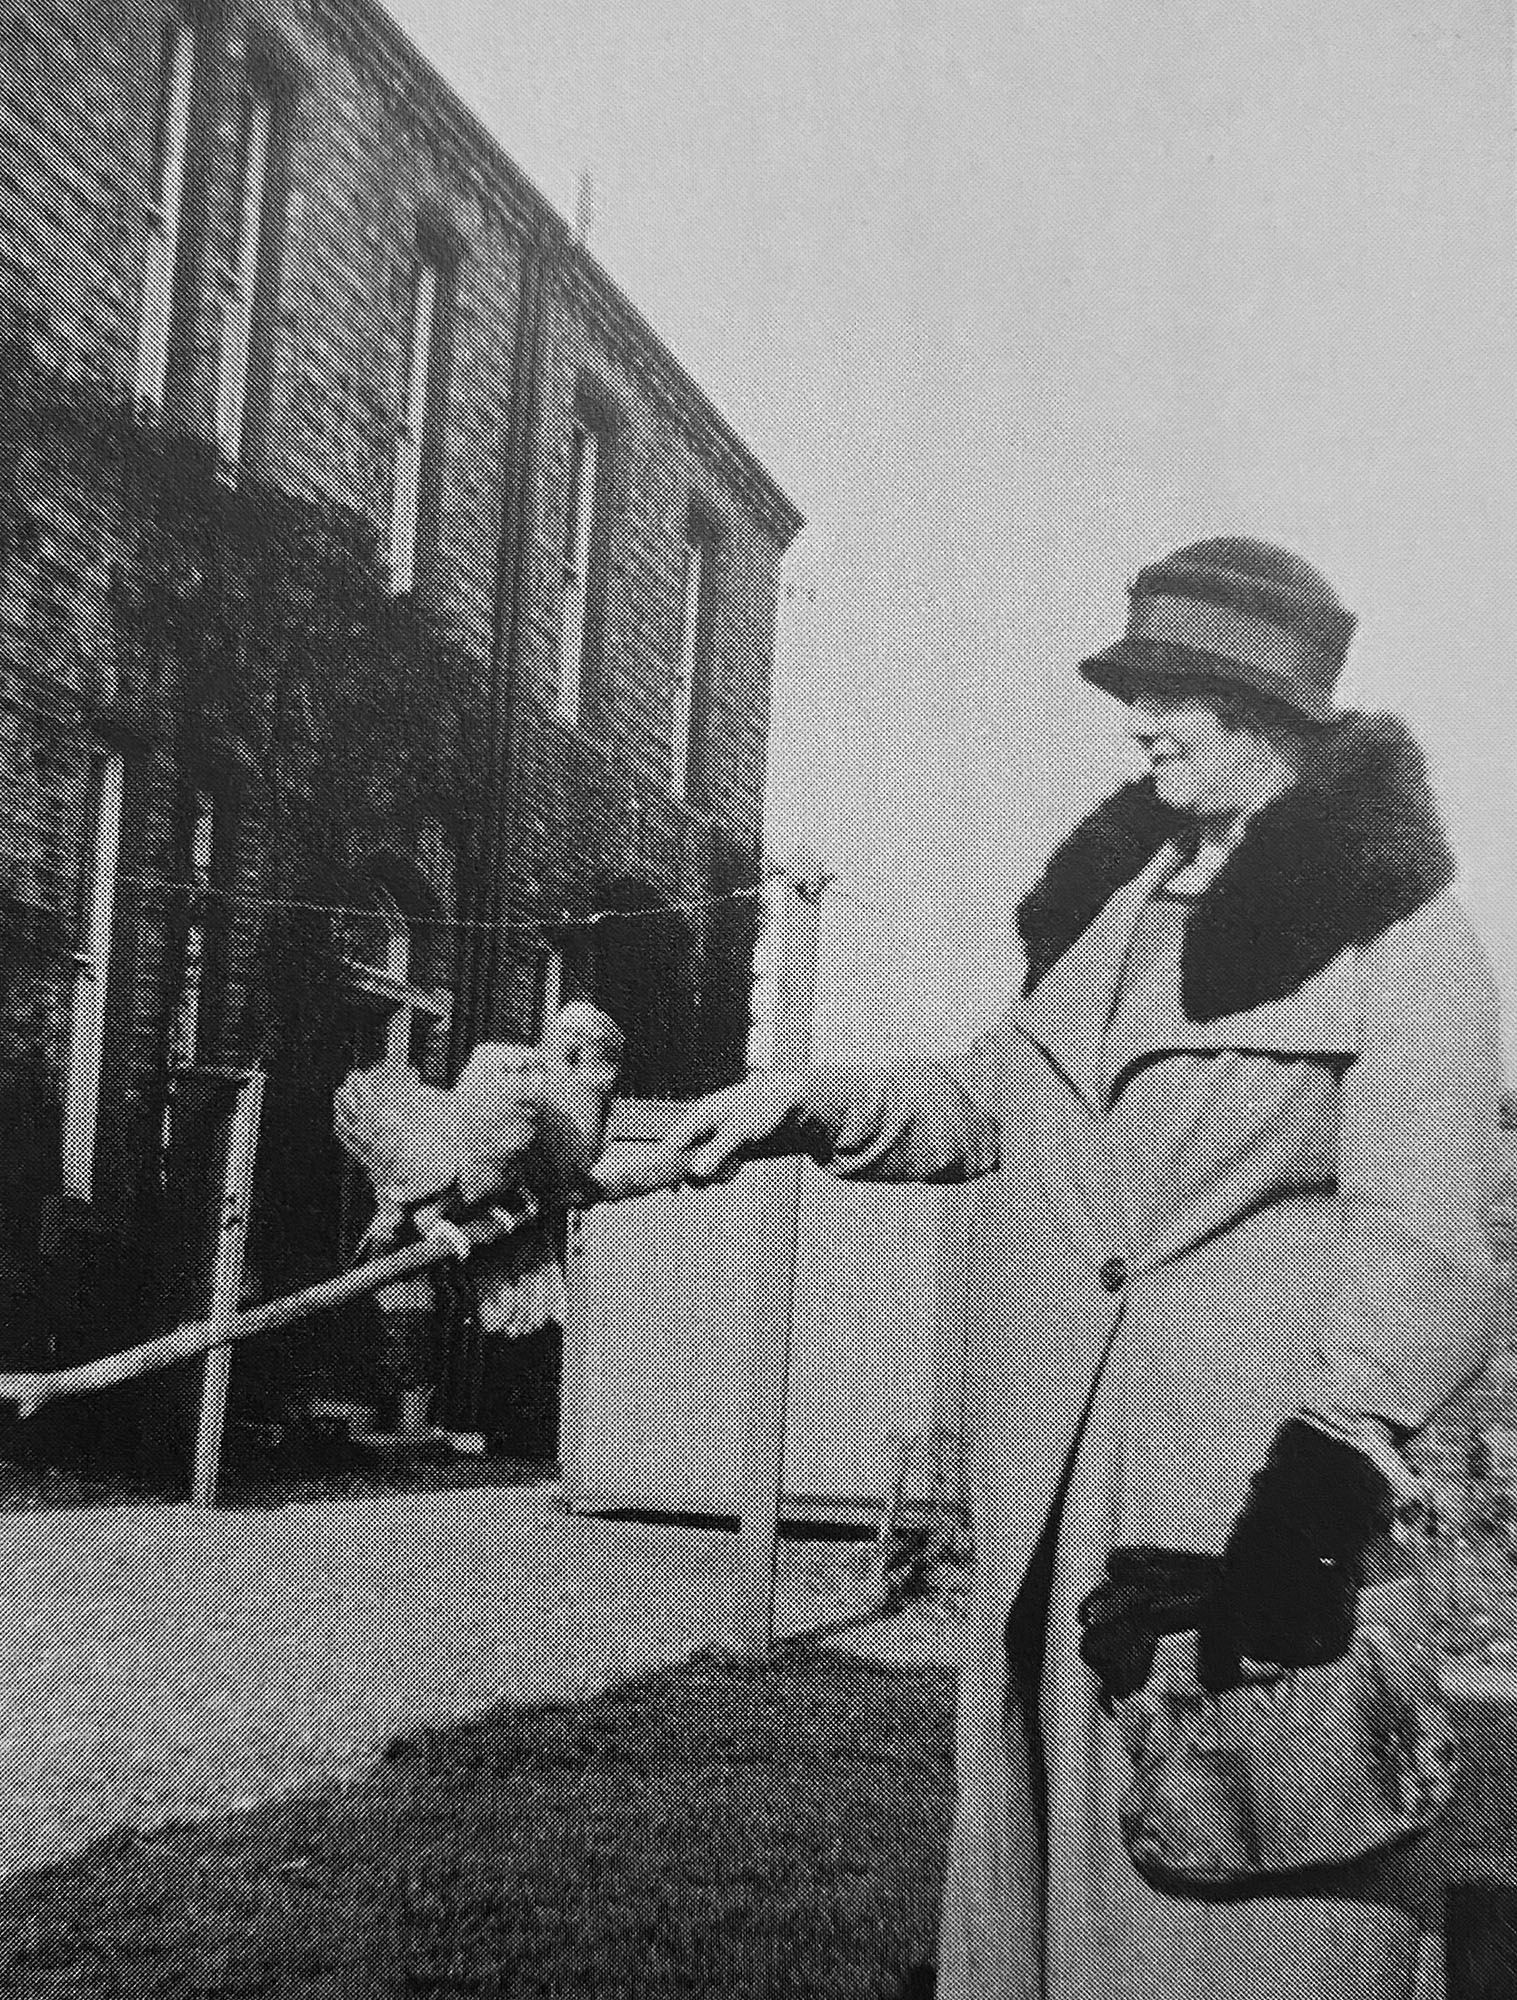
left=333, top=1002, right=624, bottom=1338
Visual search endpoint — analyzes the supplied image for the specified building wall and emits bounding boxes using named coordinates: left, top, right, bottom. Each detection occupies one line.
left=495, top=258, right=791, bottom=1090
left=523, top=272, right=783, bottom=821
left=0, top=0, right=798, bottom=1403
left=206, top=0, right=529, bottom=668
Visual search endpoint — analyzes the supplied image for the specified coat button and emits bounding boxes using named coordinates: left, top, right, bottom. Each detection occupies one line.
left=1098, top=1255, right=1127, bottom=1293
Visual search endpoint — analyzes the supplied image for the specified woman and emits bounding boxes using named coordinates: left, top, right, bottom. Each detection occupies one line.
left=606, top=538, right=1503, bottom=2000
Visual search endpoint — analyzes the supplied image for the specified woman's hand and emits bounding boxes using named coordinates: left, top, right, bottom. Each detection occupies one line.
left=1078, top=1547, right=1218, bottom=1705
left=579, top=1071, right=811, bottom=1206
left=1201, top=1417, right=1397, bottom=1691
left=667, top=1069, right=808, bottom=1184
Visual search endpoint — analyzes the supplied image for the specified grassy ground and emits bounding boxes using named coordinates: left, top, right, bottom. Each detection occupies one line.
left=0, top=1643, right=953, bottom=2000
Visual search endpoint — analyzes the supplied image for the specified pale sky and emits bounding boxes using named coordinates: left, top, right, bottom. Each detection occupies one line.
left=387, top=0, right=1517, bottom=1064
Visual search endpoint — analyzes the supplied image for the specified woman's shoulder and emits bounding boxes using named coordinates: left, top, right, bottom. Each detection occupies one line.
left=1360, top=885, right=1488, bottom=966
left=1355, top=886, right=1498, bottom=1023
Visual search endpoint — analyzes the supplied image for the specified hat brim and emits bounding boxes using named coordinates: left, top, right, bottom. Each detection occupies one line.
left=1078, top=638, right=1338, bottom=727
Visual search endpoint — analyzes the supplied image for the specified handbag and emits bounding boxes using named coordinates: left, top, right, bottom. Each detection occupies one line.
left=1116, top=1556, right=1459, bottom=1893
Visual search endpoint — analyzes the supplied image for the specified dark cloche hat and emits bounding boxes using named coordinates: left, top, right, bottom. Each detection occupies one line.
left=1079, top=537, right=1356, bottom=725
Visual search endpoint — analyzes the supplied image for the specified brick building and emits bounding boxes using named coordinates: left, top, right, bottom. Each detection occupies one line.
left=0, top=0, right=799, bottom=1454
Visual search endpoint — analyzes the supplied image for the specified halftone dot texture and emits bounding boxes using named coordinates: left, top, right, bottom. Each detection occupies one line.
left=876, top=710, right=1501, bottom=1999
left=0, top=0, right=795, bottom=1426
left=0, top=1639, right=953, bottom=1997
left=0, top=2, right=1513, bottom=1996
left=1079, top=537, right=1357, bottom=726
left=0, top=0, right=852, bottom=1985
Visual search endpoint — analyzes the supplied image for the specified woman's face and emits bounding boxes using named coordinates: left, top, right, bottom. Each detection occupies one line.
left=1127, top=695, right=1278, bottom=822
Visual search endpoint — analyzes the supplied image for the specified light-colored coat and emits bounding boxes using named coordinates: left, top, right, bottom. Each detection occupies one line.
left=807, top=842, right=1502, bottom=2000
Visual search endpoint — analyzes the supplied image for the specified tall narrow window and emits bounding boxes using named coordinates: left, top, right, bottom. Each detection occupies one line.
left=213, top=81, right=278, bottom=475
left=389, top=251, right=448, bottom=594
left=374, top=892, right=415, bottom=1065
left=676, top=510, right=717, bottom=802
left=134, top=10, right=198, bottom=413
left=61, top=749, right=126, bottom=1200
left=169, top=789, right=217, bottom=1069
left=335, top=883, right=449, bottom=1066
left=537, top=944, right=564, bottom=1034
left=556, top=406, right=605, bottom=725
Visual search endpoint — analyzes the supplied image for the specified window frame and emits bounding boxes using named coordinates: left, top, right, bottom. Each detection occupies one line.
left=388, top=242, right=455, bottom=596
left=60, top=747, right=126, bottom=1201
left=555, top=395, right=613, bottom=728
left=133, top=7, right=199, bottom=415
left=212, top=68, right=288, bottom=479
left=536, top=942, right=564, bottom=1036
left=335, top=883, right=451, bottom=1066
left=675, top=504, right=720, bottom=805
left=167, top=786, right=219, bottom=1071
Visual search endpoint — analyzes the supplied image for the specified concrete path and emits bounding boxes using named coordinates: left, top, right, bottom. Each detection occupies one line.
left=0, top=1484, right=945, bottom=1881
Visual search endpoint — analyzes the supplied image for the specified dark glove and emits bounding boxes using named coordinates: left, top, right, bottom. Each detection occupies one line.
left=1201, top=1417, right=1397, bottom=1692
left=1078, top=1547, right=1221, bottom=1704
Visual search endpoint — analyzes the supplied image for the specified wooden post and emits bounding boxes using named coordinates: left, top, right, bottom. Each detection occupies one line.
left=729, top=852, right=823, bottom=1653
left=191, top=1068, right=264, bottom=1506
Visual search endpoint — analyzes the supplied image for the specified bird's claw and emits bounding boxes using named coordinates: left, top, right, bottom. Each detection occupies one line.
left=414, top=1212, right=473, bottom=1261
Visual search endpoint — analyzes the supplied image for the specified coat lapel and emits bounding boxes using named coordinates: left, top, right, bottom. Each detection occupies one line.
left=1013, top=845, right=1180, bottom=1109
left=1015, top=843, right=1363, bottom=1113
left=1152, top=949, right=1361, bottom=1067
left=1018, top=712, right=1455, bottom=1026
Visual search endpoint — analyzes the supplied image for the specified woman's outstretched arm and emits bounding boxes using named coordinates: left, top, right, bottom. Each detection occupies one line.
left=584, top=1049, right=1007, bottom=1204
left=579, top=1073, right=810, bottom=1204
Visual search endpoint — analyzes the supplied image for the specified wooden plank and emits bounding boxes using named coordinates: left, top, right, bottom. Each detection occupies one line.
left=728, top=857, right=822, bottom=1653
left=191, top=1069, right=265, bottom=1507
left=562, top=1168, right=745, bottom=1516
left=729, top=1154, right=804, bottom=1651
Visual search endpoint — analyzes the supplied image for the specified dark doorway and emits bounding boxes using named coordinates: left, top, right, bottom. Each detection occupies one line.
left=559, top=874, right=692, bottom=1099
left=241, top=984, right=395, bottom=1425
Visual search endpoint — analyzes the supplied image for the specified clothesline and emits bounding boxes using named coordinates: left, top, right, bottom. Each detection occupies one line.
left=100, top=867, right=893, bottom=934
left=109, top=874, right=767, bottom=932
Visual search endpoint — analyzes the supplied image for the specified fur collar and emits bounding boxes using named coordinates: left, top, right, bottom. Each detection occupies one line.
left=1016, top=712, right=1455, bottom=1022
